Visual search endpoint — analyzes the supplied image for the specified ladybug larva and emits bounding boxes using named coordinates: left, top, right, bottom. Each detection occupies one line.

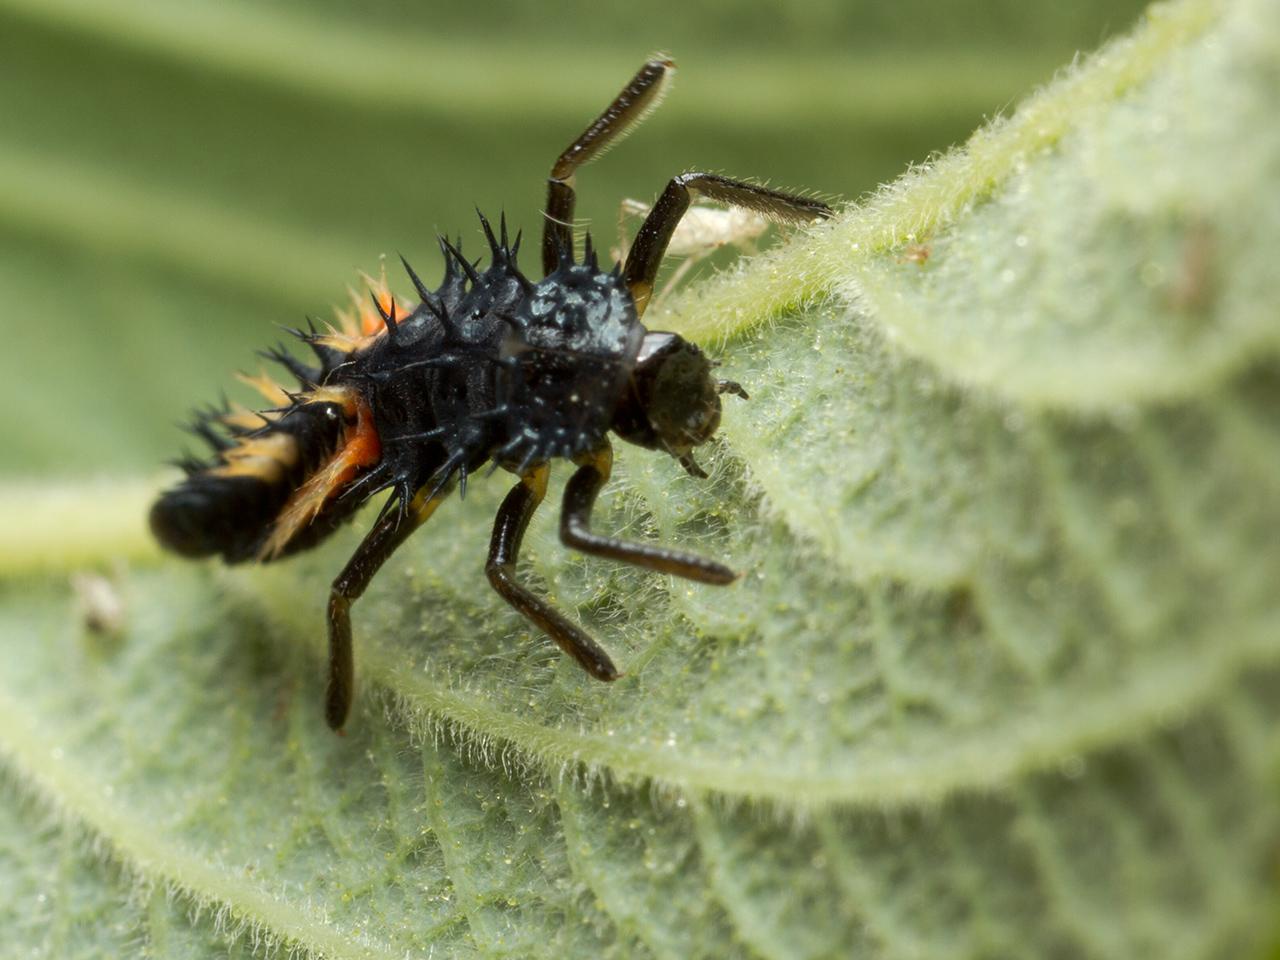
left=150, top=58, right=832, bottom=729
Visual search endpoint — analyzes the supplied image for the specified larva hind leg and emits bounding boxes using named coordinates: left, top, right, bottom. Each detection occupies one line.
left=325, top=484, right=453, bottom=730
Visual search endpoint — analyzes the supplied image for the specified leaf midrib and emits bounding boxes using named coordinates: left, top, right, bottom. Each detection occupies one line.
left=227, top=559, right=1280, bottom=806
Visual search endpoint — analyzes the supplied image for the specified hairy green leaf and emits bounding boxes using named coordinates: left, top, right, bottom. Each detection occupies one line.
left=2, top=0, right=1278, bottom=956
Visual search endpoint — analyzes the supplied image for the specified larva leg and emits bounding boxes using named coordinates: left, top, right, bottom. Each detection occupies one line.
left=486, top=463, right=619, bottom=681
left=325, top=483, right=453, bottom=730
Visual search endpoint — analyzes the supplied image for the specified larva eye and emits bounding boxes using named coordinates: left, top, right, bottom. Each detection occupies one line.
left=612, top=331, right=724, bottom=459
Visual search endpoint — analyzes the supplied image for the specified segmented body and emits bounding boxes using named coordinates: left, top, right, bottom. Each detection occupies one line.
left=151, top=223, right=636, bottom=564
left=149, top=56, right=833, bottom=730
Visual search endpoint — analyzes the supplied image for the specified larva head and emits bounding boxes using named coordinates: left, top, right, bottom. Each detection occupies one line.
left=612, top=332, right=745, bottom=478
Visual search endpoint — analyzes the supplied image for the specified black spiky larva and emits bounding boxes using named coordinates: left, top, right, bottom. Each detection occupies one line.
left=150, top=58, right=833, bottom=730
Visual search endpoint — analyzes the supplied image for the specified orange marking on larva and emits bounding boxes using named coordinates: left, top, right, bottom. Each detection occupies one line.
left=208, top=431, right=299, bottom=483
left=335, top=301, right=361, bottom=339
left=312, top=332, right=366, bottom=354
left=355, top=274, right=389, bottom=338
left=329, top=267, right=413, bottom=349
left=236, top=371, right=292, bottom=407
left=302, top=385, right=359, bottom=409
left=221, top=402, right=281, bottom=431
left=260, top=388, right=381, bottom=559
